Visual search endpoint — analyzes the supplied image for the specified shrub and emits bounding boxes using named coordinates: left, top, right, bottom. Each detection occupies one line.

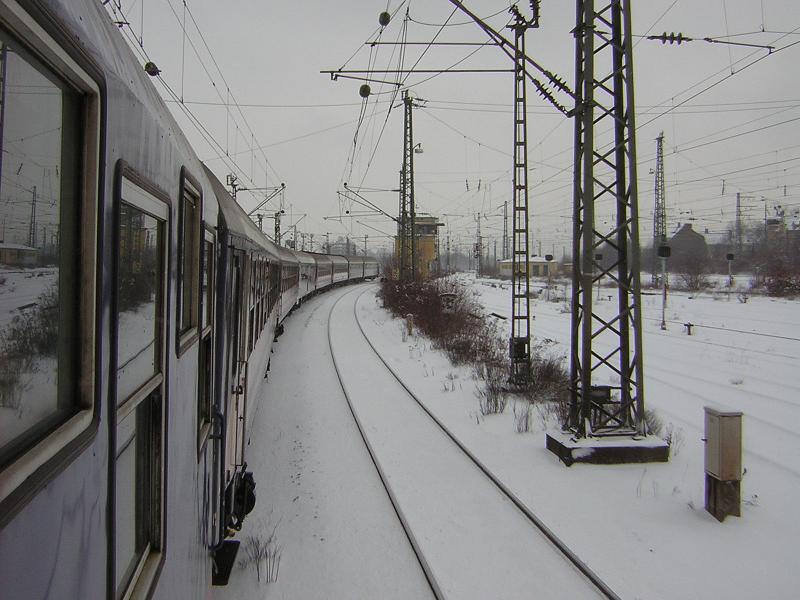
left=513, top=401, right=532, bottom=433
left=1, top=283, right=59, bottom=358
left=380, top=279, right=574, bottom=428
left=0, top=283, right=59, bottom=407
left=663, top=423, right=685, bottom=457
left=644, top=408, right=664, bottom=437
left=380, top=279, right=505, bottom=368
left=238, top=523, right=282, bottom=583
left=476, top=364, right=507, bottom=415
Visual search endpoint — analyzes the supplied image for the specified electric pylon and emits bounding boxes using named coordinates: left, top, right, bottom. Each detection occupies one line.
left=652, top=132, right=667, bottom=285
left=398, top=90, right=421, bottom=282
left=509, top=5, right=536, bottom=383
left=475, top=212, right=483, bottom=277
left=502, top=200, right=509, bottom=260
left=569, top=0, right=646, bottom=438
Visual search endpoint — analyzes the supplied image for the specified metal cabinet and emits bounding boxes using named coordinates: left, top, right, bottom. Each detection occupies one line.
left=704, top=407, right=742, bottom=481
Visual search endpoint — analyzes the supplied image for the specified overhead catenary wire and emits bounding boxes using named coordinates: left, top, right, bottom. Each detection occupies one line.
left=105, top=3, right=266, bottom=199
left=166, top=0, right=284, bottom=186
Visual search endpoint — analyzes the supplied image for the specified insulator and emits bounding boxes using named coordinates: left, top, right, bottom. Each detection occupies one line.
left=143, top=61, right=160, bottom=76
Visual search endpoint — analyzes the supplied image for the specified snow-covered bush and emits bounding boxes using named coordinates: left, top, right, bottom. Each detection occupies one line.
left=238, top=523, right=282, bottom=583
left=663, top=423, right=685, bottom=457
left=379, top=278, right=505, bottom=369
left=476, top=364, right=507, bottom=415
left=644, top=408, right=664, bottom=437
left=513, top=401, right=532, bottom=433
left=0, top=283, right=59, bottom=407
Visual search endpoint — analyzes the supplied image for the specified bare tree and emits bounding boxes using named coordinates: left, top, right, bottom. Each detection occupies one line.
left=672, top=252, right=710, bottom=291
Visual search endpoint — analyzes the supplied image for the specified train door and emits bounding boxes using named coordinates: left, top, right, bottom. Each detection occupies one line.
left=225, top=252, right=247, bottom=480
left=198, top=228, right=216, bottom=549
left=113, top=176, right=169, bottom=598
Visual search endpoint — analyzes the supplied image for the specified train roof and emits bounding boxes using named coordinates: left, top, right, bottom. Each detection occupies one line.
left=305, top=252, right=333, bottom=264
left=203, top=165, right=280, bottom=259
left=291, top=250, right=316, bottom=266
left=276, top=244, right=298, bottom=264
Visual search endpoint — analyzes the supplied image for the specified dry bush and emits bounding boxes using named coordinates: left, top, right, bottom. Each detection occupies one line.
left=644, top=408, right=664, bottom=437
left=663, top=423, right=685, bottom=457
left=476, top=364, right=507, bottom=415
left=513, top=401, right=532, bottom=433
left=380, top=279, right=505, bottom=369
left=0, top=283, right=59, bottom=407
left=239, top=523, right=282, bottom=583
left=380, top=279, right=575, bottom=427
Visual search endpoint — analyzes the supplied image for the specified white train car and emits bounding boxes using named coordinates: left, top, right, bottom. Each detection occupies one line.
left=0, top=2, right=381, bottom=599
left=293, top=249, right=317, bottom=302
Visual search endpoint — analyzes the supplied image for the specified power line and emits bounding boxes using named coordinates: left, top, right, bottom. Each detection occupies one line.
left=108, top=6, right=265, bottom=198
left=163, top=0, right=283, bottom=184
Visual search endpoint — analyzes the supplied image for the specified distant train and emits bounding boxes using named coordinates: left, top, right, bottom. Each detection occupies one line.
left=0, top=1, right=378, bottom=597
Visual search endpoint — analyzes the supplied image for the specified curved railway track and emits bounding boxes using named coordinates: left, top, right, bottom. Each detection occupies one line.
left=327, top=285, right=620, bottom=600
left=326, top=287, right=443, bottom=600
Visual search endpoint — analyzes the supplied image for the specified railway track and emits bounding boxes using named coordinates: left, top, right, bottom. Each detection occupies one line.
left=327, top=286, right=619, bottom=600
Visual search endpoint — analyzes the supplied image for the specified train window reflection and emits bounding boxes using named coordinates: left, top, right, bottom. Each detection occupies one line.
left=114, top=177, right=166, bottom=598
left=0, top=32, right=82, bottom=467
left=201, top=235, right=213, bottom=331
left=178, top=178, right=201, bottom=347
left=117, top=203, right=162, bottom=401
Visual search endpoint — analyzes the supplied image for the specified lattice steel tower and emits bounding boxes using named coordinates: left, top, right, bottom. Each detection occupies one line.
left=509, top=5, right=536, bottom=382
left=652, top=132, right=667, bottom=285
left=398, top=90, right=418, bottom=282
left=569, top=0, right=646, bottom=437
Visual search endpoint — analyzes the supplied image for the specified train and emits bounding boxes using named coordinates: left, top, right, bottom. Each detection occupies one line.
left=0, top=1, right=378, bottom=598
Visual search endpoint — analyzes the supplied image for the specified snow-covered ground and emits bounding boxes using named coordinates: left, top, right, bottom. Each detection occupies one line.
left=213, top=287, right=438, bottom=600
left=357, top=274, right=799, bottom=600
left=0, top=267, right=59, bottom=447
left=219, top=277, right=799, bottom=599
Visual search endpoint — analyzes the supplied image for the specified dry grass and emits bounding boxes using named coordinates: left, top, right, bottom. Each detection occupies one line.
left=238, top=522, right=282, bottom=583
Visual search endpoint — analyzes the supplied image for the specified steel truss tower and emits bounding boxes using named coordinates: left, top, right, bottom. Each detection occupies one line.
left=475, top=212, right=483, bottom=277
left=570, top=0, right=646, bottom=437
left=398, top=90, right=417, bottom=282
left=509, top=6, right=535, bottom=382
left=502, top=200, right=509, bottom=260
left=652, top=132, right=666, bottom=285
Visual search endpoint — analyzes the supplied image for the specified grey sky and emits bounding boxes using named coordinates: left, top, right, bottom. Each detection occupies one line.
left=105, top=1, right=800, bottom=257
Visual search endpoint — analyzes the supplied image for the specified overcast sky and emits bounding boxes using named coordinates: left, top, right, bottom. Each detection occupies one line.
left=105, top=1, right=800, bottom=257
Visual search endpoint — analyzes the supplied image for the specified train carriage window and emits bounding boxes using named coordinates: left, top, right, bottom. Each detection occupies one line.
left=177, top=174, right=201, bottom=353
left=261, top=260, right=268, bottom=331
left=0, top=8, right=100, bottom=512
left=247, top=256, right=256, bottom=354
left=255, top=258, right=262, bottom=335
left=201, top=231, right=214, bottom=332
left=116, top=202, right=162, bottom=401
left=115, top=177, right=168, bottom=599
left=197, top=229, right=214, bottom=453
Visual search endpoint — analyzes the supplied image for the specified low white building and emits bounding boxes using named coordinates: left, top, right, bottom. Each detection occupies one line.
left=497, top=256, right=558, bottom=279
left=0, top=242, right=38, bottom=267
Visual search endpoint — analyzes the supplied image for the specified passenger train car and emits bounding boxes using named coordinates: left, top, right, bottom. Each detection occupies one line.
left=0, top=1, right=378, bottom=598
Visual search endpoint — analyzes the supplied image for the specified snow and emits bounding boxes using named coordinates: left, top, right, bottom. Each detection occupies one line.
left=213, top=287, right=437, bottom=600
left=331, top=289, right=603, bottom=599
left=0, top=267, right=57, bottom=330
left=117, top=301, right=158, bottom=401
left=0, top=267, right=59, bottom=447
left=357, top=274, right=800, bottom=599
left=218, top=276, right=800, bottom=599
